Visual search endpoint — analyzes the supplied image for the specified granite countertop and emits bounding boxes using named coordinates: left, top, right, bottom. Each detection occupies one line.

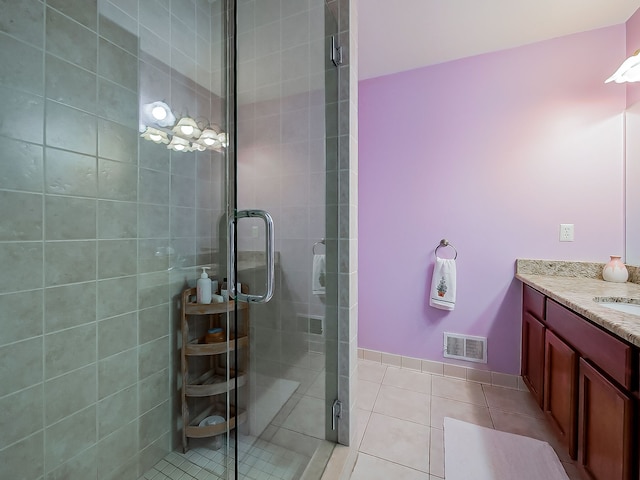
left=516, top=260, right=640, bottom=348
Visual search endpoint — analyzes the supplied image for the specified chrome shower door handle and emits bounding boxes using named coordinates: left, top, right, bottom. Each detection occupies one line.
left=228, top=209, right=275, bottom=303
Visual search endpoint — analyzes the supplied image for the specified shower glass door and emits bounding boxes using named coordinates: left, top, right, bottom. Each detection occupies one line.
left=225, top=0, right=340, bottom=478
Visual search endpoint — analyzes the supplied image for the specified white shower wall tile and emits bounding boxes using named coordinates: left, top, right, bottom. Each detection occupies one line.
left=0, top=385, right=43, bottom=450
left=171, top=0, right=196, bottom=32
left=140, top=25, right=170, bottom=63
left=98, top=384, right=137, bottom=439
left=107, top=0, right=138, bottom=20
left=138, top=0, right=170, bottom=35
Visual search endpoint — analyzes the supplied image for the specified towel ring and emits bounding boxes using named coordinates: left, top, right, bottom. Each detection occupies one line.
left=435, top=239, right=457, bottom=259
left=313, top=239, right=325, bottom=255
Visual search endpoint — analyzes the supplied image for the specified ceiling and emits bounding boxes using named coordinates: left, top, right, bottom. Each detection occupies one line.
left=357, top=0, right=640, bottom=80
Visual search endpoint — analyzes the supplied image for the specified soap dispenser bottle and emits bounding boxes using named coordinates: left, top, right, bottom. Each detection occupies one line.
left=197, top=267, right=212, bottom=304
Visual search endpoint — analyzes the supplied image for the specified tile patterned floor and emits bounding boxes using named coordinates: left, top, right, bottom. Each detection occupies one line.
left=141, top=358, right=588, bottom=480
left=349, top=359, right=588, bottom=480
left=140, top=435, right=309, bottom=480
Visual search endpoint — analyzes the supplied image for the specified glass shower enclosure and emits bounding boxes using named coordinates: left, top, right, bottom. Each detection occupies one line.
left=0, top=0, right=340, bottom=479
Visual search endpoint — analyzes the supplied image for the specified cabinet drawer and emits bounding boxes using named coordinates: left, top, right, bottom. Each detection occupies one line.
left=523, top=284, right=545, bottom=321
left=547, top=300, right=633, bottom=389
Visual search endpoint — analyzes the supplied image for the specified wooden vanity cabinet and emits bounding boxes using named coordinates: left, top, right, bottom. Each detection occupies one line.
left=521, top=285, right=546, bottom=407
left=521, top=286, right=638, bottom=480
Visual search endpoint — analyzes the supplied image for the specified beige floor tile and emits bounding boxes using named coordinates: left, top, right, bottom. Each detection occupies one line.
left=430, top=396, right=493, bottom=430
left=350, top=453, right=430, bottom=480
left=357, top=379, right=380, bottom=411
left=348, top=357, right=579, bottom=480
left=432, top=376, right=487, bottom=406
left=355, top=408, right=371, bottom=448
left=373, top=384, right=430, bottom=425
left=358, top=360, right=387, bottom=383
left=382, top=367, right=432, bottom=394
left=482, top=384, right=544, bottom=418
left=489, top=409, right=572, bottom=462
left=428, top=427, right=444, bottom=478
left=360, top=413, right=430, bottom=473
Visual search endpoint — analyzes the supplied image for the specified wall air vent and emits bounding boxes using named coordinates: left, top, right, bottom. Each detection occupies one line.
left=298, top=314, right=324, bottom=336
left=443, top=333, right=487, bottom=363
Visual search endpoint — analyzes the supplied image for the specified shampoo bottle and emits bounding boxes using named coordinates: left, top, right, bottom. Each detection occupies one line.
left=197, top=267, right=212, bottom=304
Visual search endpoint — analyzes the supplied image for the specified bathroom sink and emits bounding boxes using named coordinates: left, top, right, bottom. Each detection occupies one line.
left=594, top=297, right=640, bottom=316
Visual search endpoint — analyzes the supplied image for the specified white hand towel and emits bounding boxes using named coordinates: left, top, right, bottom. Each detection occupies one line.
left=312, top=254, right=326, bottom=295
left=430, top=257, right=456, bottom=310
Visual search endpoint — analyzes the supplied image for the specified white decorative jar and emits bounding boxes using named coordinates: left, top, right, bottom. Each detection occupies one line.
left=602, top=255, right=629, bottom=283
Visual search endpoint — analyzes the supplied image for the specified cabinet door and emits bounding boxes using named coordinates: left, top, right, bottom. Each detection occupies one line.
left=543, top=329, right=577, bottom=459
left=578, top=358, right=634, bottom=480
left=522, top=311, right=545, bottom=407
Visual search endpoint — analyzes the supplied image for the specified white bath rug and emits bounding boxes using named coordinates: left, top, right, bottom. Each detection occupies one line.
left=444, top=417, right=569, bottom=480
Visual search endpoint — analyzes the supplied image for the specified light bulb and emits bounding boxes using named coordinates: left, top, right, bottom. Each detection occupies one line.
left=203, top=137, right=215, bottom=146
left=180, top=125, right=194, bottom=136
left=151, top=105, right=167, bottom=120
left=167, top=135, right=190, bottom=151
left=140, top=127, right=170, bottom=144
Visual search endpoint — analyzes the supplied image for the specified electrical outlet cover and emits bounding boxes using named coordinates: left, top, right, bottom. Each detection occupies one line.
left=560, top=224, right=574, bottom=242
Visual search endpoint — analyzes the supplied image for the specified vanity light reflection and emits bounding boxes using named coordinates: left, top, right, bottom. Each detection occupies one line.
left=139, top=101, right=227, bottom=152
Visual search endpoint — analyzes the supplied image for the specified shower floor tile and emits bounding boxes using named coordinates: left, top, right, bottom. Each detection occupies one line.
left=139, top=434, right=310, bottom=480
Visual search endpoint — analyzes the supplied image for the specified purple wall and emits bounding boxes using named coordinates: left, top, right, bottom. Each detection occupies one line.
left=358, top=26, right=627, bottom=374
left=626, top=9, right=640, bottom=106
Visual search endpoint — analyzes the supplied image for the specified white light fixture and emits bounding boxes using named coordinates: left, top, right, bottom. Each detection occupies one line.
left=141, top=101, right=176, bottom=127
left=173, top=116, right=202, bottom=138
left=152, top=105, right=167, bottom=120
left=605, top=49, right=640, bottom=83
left=190, top=142, right=207, bottom=152
left=140, top=126, right=169, bottom=144
left=167, top=136, right=190, bottom=152
left=139, top=101, right=228, bottom=153
left=199, top=127, right=219, bottom=146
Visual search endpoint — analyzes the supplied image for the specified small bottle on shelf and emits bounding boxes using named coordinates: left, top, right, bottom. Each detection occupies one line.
left=196, top=267, right=212, bottom=304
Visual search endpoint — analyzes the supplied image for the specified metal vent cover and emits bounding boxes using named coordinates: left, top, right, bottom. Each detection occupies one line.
left=443, top=332, right=487, bottom=363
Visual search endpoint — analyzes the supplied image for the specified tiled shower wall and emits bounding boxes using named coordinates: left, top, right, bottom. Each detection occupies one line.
left=327, top=0, right=358, bottom=448
left=0, top=1, right=225, bottom=479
